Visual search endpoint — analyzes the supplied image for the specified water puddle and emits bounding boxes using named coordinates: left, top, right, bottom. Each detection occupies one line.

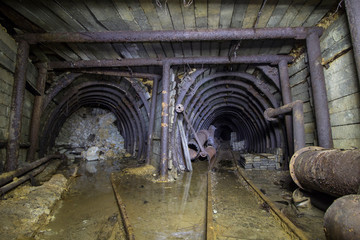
left=112, top=161, right=208, bottom=240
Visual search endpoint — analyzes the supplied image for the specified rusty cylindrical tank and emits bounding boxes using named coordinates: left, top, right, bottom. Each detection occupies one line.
left=289, top=147, right=360, bottom=197
left=324, top=194, right=360, bottom=240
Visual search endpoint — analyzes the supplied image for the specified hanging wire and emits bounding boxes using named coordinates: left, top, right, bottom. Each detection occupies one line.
left=254, top=0, right=268, bottom=28
left=183, top=0, right=193, bottom=7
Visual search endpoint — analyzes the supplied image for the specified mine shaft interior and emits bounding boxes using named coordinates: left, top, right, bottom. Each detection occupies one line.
left=0, top=0, right=360, bottom=239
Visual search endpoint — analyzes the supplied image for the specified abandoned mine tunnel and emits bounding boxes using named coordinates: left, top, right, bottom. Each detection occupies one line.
left=0, top=0, right=360, bottom=239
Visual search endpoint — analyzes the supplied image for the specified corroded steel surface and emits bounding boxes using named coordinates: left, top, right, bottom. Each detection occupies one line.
left=19, top=27, right=323, bottom=44
left=324, top=194, right=360, bottom=240
left=290, top=147, right=360, bottom=197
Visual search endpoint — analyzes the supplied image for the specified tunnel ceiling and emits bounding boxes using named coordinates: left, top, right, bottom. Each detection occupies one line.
left=0, top=0, right=339, bottom=79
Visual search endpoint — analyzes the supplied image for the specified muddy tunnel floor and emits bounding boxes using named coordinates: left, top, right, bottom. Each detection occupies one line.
left=34, top=158, right=130, bottom=240
left=0, top=150, right=328, bottom=239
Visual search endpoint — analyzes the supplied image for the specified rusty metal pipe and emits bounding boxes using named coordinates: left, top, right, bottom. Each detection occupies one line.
left=27, top=63, right=47, bottom=163
left=290, top=147, right=360, bottom=197
left=79, top=70, right=161, bottom=80
left=5, top=40, right=30, bottom=171
left=345, top=0, right=360, bottom=85
left=0, top=154, right=63, bottom=187
left=306, top=32, right=333, bottom=149
left=264, top=100, right=305, bottom=152
left=19, top=27, right=323, bottom=44
left=278, top=60, right=294, bottom=157
left=324, top=194, right=360, bottom=240
left=160, top=62, right=170, bottom=180
left=146, top=77, right=159, bottom=165
left=48, top=55, right=293, bottom=69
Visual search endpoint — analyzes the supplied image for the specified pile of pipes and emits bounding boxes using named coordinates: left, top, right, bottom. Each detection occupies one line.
left=188, top=125, right=217, bottom=164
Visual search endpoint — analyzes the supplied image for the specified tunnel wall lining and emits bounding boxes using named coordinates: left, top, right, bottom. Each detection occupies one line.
left=289, top=14, right=360, bottom=149
left=0, top=26, right=37, bottom=171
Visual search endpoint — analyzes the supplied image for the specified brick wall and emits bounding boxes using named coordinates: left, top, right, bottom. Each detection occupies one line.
left=288, top=14, right=360, bottom=149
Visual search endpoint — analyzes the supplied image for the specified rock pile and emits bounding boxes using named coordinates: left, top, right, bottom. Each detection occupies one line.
left=54, top=108, right=125, bottom=161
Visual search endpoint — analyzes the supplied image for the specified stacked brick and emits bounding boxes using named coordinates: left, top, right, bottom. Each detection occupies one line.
left=239, top=152, right=282, bottom=170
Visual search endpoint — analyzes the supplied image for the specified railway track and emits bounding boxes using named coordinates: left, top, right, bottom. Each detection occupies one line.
left=111, top=148, right=308, bottom=240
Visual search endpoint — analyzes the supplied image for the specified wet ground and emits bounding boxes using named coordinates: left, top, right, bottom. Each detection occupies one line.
left=210, top=147, right=290, bottom=240
left=35, top=159, right=127, bottom=240
left=112, top=161, right=208, bottom=240
left=27, top=147, right=327, bottom=239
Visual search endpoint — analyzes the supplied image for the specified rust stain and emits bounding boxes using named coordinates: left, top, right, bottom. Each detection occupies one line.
left=162, top=90, right=167, bottom=94
left=161, top=123, right=168, bottom=127
left=162, top=102, right=168, bottom=108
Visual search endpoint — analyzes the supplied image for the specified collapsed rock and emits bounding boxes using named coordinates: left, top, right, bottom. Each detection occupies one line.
left=54, top=108, right=125, bottom=161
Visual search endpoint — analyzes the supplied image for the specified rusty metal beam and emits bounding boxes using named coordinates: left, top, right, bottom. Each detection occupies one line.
left=160, top=62, right=170, bottom=180
left=306, top=32, right=333, bottom=149
left=18, top=27, right=323, bottom=44
left=146, top=77, right=159, bottom=165
left=345, top=0, right=360, bottom=84
left=5, top=40, right=30, bottom=171
left=264, top=100, right=305, bottom=152
left=27, top=63, right=47, bottom=163
left=278, top=60, right=294, bottom=160
left=48, top=55, right=293, bottom=69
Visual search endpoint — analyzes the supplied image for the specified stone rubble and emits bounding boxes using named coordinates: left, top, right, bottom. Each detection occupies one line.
left=54, top=108, right=125, bottom=161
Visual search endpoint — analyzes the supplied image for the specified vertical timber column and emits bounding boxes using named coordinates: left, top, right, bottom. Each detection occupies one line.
left=278, top=60, right=294, bottom=157
left=345, top=0, right=360, bottom=84
left=26, top=63, right=47, bottom=163
left=146, top=77, right=159, bottom=165
left=160, top=62, right=170, bottom=180
left=306, top=32, right=333, bottom=149
left=5, top=40, right=30, bottom=171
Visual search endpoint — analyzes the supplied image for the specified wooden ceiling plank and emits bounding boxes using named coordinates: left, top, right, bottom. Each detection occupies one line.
left=38, top=0, right=86, bottom=32
left=192, top=41, right=201, bottom=56
left=210, top=42, right=220, bottom=56
left=167, top=1, right=185, bottom=30
left=45, top=44, right=80, bottom=61
left=278, top=0, right=307, bottom=27
left=255, top=0, right=279, bottom=28
left=230, top=0, right=250, bottom=28
left=143, top=43, right=158, bottom=58
left=180, top=0, right=196, bottom=29
left=54, top=0, right=106, bottom=31
left=2, top=0, right=57, bottom=32
left=67, top=43, right=92, bottom=60
left=138, top=0, right=163, bottom=30
left=266, top=0, right=292, bottom=27
left=290, top=0, right=322, bottom=27
left=242, top=0, right=263, bottom=28
left=151, top=0, right=173, bottom=30
left=125, top=0, right=153, bottom=30
left=112, top=43, right=134, bottom=58
left=219, top=0, right=235, bottom=28
left=160, top=42, right=174, bottom=58
left=201, top=41, right=211, bottom=57
left=182, top=42, right=193, bottom=57
left=208, top=0, right=221, bottom=29
left=167, top=1, right=184, bottom=58
left=194, top=0, right=208, bottom=28
left=303, top=0, right=338, bottom=27
left=152, top=42, right=166, bottom=58
left=113, top=0, right=141, bottom=31
left=85, top=0, right=129, bottom=31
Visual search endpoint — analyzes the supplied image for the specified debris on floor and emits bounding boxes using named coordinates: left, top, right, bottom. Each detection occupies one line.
left=0, top=174, right=68, bottom=240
